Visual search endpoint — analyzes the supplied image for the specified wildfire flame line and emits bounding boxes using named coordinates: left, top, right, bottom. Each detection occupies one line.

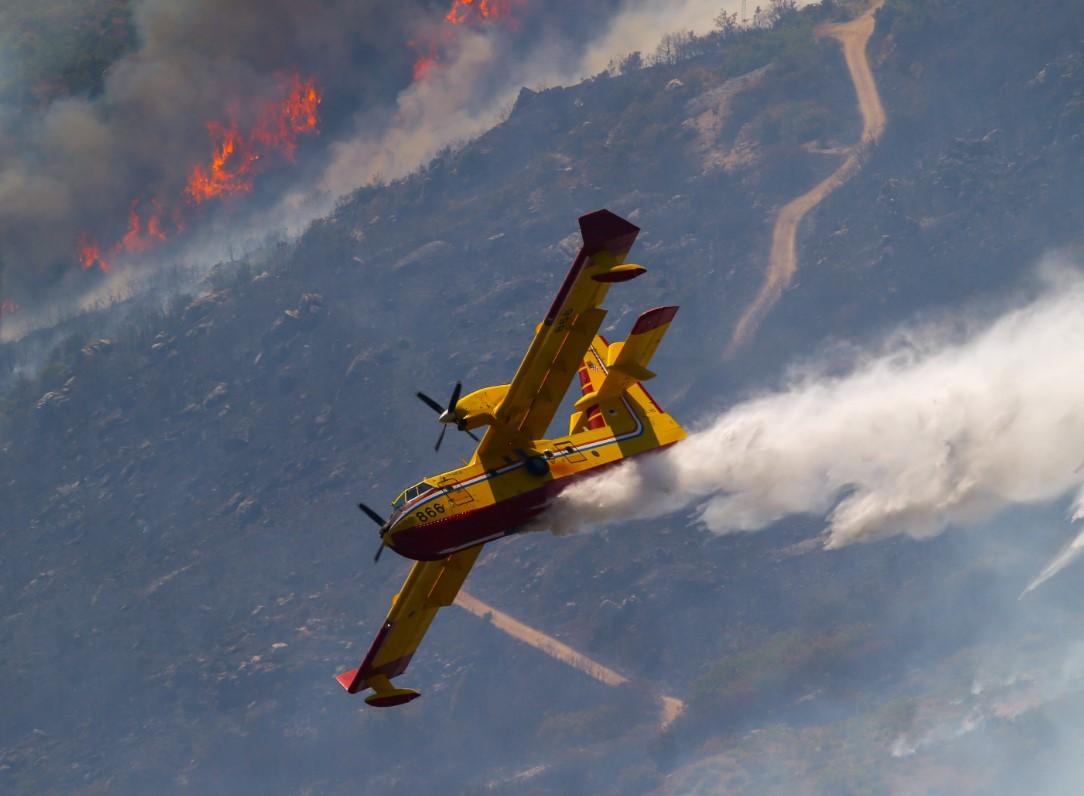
left=75, top=0, right=511, bottom=277
left=186, top=73, right=320, bottom=204
left=410, top=0, right=520, bottom=82
left=445, top=0, right=514, bottom=25
left=118, top=199, right=168, bottom=255
left=75, top=0, right=512, bottom=279
left=76, top=72, right=322, bottom=274
left=78, top=234, right=111, bottom=274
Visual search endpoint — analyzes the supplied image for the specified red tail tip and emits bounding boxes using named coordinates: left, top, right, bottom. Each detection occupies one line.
left=335, top=668, right=360, bottom=692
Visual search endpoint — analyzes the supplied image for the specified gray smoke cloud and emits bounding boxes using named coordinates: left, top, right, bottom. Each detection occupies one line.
left=0, top=0, right=423, bottom=302
left=0, top=0, right=814, bottom=330
left=0, top=0, right=648, bottom=314
left=318, top=0, right=820, bottom=194
left=551, top=261, right=1084, bottom=589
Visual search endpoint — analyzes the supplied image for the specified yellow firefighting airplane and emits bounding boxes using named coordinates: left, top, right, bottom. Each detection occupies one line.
left=338, top=209, right=685, bottom=707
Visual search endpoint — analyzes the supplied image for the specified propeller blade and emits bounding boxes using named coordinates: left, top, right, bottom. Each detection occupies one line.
left=464, top=428, right=481, bottom=442
left=447, top=381, right=462, bottom=413
left=374, top=540, right=385, bottom=563
left=358, top=502, right=386, bottom=527
left=434, top=424, right=448, bottom=451
left=417, top=391, right=444, bottom=414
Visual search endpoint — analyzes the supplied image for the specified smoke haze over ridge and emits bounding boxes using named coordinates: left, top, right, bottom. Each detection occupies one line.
left=318, top=0, right=821, bottom=196
left=0, top=0, right=429, bottom=302
left=553, top=261, right=1084, bottom=587
left=0, top=0, right=812, bottom=334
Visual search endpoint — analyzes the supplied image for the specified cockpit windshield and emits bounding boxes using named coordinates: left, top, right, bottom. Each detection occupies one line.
left=391, top=481, right=431, bottom=512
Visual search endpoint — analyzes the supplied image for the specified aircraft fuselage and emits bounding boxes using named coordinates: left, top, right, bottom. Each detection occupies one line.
left=385, top=390, right=681, bottom=560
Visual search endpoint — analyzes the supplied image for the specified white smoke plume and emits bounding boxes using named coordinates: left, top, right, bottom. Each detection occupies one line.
left=319, top=0, right=821, bottom=193
left=552, top=265, right=1084, bottom=585
left=577, top=0, right=815, bottom=75
left=318, top=29, right=506, bottom=198
left=0, top=0, right=428, bottom=305
left=0, top=0, right=827, bottom=342
left=1022, top=525, right=1084, bottom=596
left=2, top=0, right=813, bottom=335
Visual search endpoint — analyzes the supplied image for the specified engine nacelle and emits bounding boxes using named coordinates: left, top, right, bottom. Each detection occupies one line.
left=455, top=384, right=510, bottom=429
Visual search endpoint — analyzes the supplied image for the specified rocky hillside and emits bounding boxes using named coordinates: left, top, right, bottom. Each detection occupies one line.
left=3, top=1, right=1084, bottom=793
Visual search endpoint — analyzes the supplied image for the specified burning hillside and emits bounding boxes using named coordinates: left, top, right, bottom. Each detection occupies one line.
left=76, top=72, right=322, bottom=274
left=73, top=0, right=520, bottom=278
left=444, top=0, right=518, bottom=25
left=410, top=0, right=524, bottom=83
left=2, top=0, right=636, bottom=322
left=187, top=73, right=321, bottom=204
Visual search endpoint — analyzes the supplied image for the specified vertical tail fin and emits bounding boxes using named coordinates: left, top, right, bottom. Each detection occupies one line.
left=568, top=306, right=680, bottom=435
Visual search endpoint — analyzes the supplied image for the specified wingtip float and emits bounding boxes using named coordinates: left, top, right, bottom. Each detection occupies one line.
left=338, top=209, right=685, bottom=707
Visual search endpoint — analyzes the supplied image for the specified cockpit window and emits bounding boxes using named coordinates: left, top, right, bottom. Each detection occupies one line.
left=394, top=482, right=430, bottom=509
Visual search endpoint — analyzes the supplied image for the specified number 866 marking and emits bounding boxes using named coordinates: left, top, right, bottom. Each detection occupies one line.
left=415, top=503, right=446, bottom=522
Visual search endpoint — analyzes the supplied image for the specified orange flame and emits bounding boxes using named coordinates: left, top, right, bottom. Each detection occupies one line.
left=186, top=73, right=321, bottom=204
left=250, top=73, right=321, bottom=160
left=445, top=0, right=513, bottom=24
left=412, top=1, right=519, bottom=81
left=407, top=34, right=448, bottom=83
left=76, top=72, right=322, bottom=273
left=185, top=122, right=258, bottom=203
left=117, top=199, right=168, bottom=254
left=412, top=54, right=438, bottom=81
left=147, top=212, right=166, bottom=243
left=78, top=234, right=112, bottom=273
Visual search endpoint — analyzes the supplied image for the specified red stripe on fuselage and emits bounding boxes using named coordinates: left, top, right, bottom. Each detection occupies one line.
left=388, top=442, right=675, bottom=561
left=390, top=482, right=552, bottom=561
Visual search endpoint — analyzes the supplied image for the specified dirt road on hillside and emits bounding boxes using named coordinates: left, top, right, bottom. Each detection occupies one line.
left=456, top=589, right=686, bottom=729
left=726, top=0, right=887, bottom=355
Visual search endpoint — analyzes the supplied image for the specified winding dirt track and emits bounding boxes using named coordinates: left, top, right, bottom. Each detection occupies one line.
left=456, top=590, right=686, bottom=728
left=456, top=590, right=630, bottom=686
left=726, top=0, right=887, bottom=355
left=445, top=5, right=887, bottom=729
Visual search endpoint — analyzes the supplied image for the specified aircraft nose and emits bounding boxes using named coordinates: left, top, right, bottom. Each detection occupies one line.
left=383, top=516, right=404, bottom=546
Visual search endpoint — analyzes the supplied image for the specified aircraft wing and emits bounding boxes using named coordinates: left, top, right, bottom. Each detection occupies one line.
left=477, top=209, right=643, bottom=454
left=337, top=545, right=482, bottom=705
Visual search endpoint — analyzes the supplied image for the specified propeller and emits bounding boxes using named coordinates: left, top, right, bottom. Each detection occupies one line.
left=416, top=381, right=481, bottom=451
left=358, top=502, right=389, bottom=563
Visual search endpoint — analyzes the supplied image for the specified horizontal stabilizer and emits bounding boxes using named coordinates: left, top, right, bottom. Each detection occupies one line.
left=573, top=306, right=678, bottom=410
left=336, top=669, right=421, bottom=707
left=365, top=689, right=421, bottom=708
